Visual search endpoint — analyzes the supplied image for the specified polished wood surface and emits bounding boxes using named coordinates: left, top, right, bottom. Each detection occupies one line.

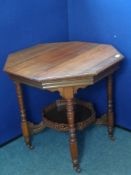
left=4, top=42, right=124, bottom=172
left=4, top=42, right=123, bottom=90
left=15, top=82, right=32, bottom=149
left=107, top=75, right=114, bottom=140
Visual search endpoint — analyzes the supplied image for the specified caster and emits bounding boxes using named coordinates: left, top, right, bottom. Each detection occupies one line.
left=108, top=127, right=115, bottom=141
left=73, top=165, right=81, bottom=173
left=109, top=135, right=115, bottom=141
left=27, top=144, right=34, bottom=150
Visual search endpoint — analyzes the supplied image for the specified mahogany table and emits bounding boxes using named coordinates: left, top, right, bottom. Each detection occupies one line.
left=4, top=42, right=124, bottom=172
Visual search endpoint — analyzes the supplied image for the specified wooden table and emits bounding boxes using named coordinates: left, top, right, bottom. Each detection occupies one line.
left=4, top=42, right=124, bottom=172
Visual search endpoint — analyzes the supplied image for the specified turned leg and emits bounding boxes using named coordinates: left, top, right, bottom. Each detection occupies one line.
left=15, top=82, right=33, bottom=149
left=107, top=75, right=114, bottom=140
left=59, top=87, right=80, bottom=172
left=66, top=98, right=80, bottom=172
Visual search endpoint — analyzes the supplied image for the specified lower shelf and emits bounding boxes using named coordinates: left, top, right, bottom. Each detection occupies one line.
left=43, top=99, right=96, bottom=131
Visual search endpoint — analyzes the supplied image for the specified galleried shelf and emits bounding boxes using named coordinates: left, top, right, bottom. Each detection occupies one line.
left=43, top=99, right=96, bottom=131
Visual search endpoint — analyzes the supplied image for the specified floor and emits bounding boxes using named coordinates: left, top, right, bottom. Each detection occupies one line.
left=1, top=126, right=131, bottom=175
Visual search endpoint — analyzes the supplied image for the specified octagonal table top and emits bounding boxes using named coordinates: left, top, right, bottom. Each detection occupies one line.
left=4, top=42, right=124, bottom=89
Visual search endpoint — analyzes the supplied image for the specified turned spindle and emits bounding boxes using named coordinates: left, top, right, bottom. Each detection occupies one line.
left=107, top=75, right=114, bottom=140
left=15, top=82, right=33, bottom=149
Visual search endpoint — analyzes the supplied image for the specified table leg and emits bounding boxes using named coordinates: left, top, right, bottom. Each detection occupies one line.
left=60, top=87, right=80, bottom=172
left=15, top=82, right=33, bottom=149
left=66, top=98, right=80, bottom=172
left=107, top=75, right=114, bottom=140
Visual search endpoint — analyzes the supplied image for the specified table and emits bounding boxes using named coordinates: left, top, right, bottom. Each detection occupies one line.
left=4, top=42, right=124, bottom=172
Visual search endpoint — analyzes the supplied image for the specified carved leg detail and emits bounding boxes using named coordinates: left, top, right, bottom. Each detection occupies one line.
left=66, top=99, right=80, bottom=173
left=15, top=83, right=33, bottom=149
left=107, top=75, right=115, bottom=140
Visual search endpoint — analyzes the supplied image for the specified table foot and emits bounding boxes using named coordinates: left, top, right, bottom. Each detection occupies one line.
left=27, top=143, right=34, bottom=150
left=73, top=163, right=81, bottom=173
left=108, top=125, right=114, bottom=141
left=24, top=136, right=33, bottom=149
left=108, top=127, right=115, bottom=141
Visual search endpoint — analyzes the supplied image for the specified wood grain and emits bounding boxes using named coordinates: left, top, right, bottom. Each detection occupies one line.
left=107, top=75, right=114, bottom=139
left=4, top=42, right=124, bottom=90
left=3, top=42, right=124, bottom=172
left=15, top=83, right=32, bottom=148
